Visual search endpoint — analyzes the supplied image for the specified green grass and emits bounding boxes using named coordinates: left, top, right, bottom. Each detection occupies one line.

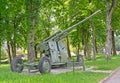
left=0, top=65, right=108, bottom=83
left=0, top=54, right=120, bottom=83
left=85, top=54, right=120, bottom=70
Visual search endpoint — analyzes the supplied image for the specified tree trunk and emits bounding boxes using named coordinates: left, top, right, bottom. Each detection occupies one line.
left=7, top=41, right=12, bottom=63
left=86, top=46, right=91, bottom=60
left=0, top=14, right=1, bottom=65
left=82, top=28, right=91, bottom=60
left=66, top=36, right=71, bottom=58
left=95, top=39, right=98, bottom=53
left=11, top=41, right=16, bottom=58
left=0, top=41, right=1, bottom=65
left=28, top=30, right=36, bottom=63
left=90, top=21, right=96, bottom=60
left=11, top=17, right=17, bottom=58
left=34, top=44, right=37, bottom=58
left=83, top=44, right=87, bottom=59
left=112, top=31, right=116, bottom=55
left=88, top=0, right=96, bottom=60
left=105, top=4, right=112, bottom=60
left=82, top=28, right=87, bottom=59
left=27, top=0, right=40, bottom=63
left=77, top=43, right=80, bottom=57
left=105, top=0, right=118, bottom=60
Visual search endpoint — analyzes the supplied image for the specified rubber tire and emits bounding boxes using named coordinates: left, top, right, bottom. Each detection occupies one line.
left=11, top=57, right=24, bottom=73
left=38, top=56, right=51, bottom=74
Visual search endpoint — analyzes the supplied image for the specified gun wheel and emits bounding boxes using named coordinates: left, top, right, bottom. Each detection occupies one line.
left=38, top=56, right=51, bottom=74
left=11, top=57, right=24, bottom=73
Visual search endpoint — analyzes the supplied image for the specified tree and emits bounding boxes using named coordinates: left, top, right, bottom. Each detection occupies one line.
left=105, top=0, right=118, bottom=60
left=90, top=21, right=96, bottom=60
left=112, top=31, right=116, bottom=55
left=0, top=40, right=1, bottom=65
left=26, top=0, right=41, bottom=63
left=0, top=0, right=120, bottom=63
left=88, top=0, right=97, bottom=60
left=111, top=1, right=120, bottom=55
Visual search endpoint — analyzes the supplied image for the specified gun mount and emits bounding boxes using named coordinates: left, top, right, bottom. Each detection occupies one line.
left=11, top=10, right=101, bottom=74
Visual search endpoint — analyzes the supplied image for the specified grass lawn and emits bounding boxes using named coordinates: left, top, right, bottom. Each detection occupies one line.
left=0, top=54, right=120, bottom=83
left=86, top=54, right=120, bottom=70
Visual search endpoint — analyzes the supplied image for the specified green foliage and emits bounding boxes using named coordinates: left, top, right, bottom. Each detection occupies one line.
left=0, top=0, right=120, bottom=60
left=1, top=48, right=7, bottom=59
left=112, top=1, right=120, bottom=32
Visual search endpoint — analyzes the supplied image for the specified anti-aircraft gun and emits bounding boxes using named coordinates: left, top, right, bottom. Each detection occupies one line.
left=11, top=10, right=101, bottom=74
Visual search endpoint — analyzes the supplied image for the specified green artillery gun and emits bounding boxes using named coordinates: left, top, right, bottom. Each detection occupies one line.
left=11, top=10, right=101, bottom=74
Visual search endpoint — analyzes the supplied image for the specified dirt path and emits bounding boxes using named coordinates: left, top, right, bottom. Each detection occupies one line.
left=86, top=66, right=112, bottom=73
left=99, top=67, right=120, bottom=83
left=22, top=66, right=82, bottom=74
left=22, top=66, right=112, bottom=74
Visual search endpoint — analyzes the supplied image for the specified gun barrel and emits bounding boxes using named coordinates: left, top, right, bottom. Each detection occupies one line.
left=51, top=10, right=101, bottom=41
left=61, top=10, right=101, bottom=34
left=43, top=31, right=61, bottom=41
left=42, top=10, right=101, bottom=42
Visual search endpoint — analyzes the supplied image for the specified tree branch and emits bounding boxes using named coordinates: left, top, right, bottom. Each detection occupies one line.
left=109, top=0, right=118, bottom=18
